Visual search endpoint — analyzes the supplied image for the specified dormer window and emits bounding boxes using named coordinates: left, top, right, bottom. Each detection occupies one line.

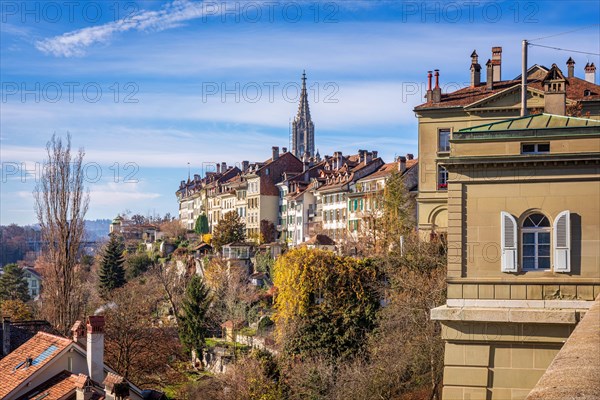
left=521, top=143, right=549, bottom=154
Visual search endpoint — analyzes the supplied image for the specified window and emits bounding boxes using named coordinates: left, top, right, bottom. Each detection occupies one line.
left=437, top=165, right=448, bottom=190
left=521, top=143, right=550, bottom=154
left=522, top=214, right=551, bottom=270
left=438, top=129, right=450, bottom=152
left=31, top=280, right=37, bottom=288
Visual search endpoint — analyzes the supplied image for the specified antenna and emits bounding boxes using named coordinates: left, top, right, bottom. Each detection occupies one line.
left=521, top=39, right=528, bottom=117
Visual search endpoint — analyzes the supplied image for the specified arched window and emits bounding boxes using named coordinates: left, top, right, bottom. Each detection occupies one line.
left=522, top=213, right=551, bottom=270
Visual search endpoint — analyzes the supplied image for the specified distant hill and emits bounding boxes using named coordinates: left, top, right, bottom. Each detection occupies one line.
left=84, top=219, right=111, bottom=241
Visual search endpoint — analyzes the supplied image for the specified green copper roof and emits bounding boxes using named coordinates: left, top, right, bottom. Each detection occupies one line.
left=459, top=114, right=600, bottom=133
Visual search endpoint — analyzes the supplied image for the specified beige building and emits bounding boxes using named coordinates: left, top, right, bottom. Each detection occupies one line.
left=415, top=48, right=600, bottom=235
left=430, top=112, right=600, bottom=399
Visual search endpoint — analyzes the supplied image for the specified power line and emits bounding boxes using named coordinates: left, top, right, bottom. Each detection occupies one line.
left=529, top=24, right=599, bottom=42
left=528, top=43, right=600, bottom=56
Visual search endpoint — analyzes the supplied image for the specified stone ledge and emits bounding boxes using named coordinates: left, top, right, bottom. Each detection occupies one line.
left=431, top=305, right=576, bottom=324
left=447, top=299, right=594, bottom=309
left=526, top=295, right=600, bottom=400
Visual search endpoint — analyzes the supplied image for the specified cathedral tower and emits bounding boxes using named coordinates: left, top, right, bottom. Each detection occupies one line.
left=291, top=71, right=315, bottom=159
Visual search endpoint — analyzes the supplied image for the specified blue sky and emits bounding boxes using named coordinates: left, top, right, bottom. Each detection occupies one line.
left=1, top=0, right=599, bottom=225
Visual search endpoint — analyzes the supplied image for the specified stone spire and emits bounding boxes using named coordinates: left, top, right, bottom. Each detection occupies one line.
left=291, top=70, right=315, bottom=159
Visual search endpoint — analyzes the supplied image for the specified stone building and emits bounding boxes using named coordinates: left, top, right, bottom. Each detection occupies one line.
left=430, top=113, right=600, bottom=399
left=415, top=48, right=600, bottom=235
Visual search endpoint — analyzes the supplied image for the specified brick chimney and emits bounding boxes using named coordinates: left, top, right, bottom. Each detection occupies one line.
left=86, top=316, right=105, bottom=384
left=71, top=320, right=85, bottom=346
left=585, top=62, right=596, bottom=84
left=272, top=146, right=279, bottom=160
left=221, top=162, right=227, bottom=172
left=432, top=70, right=441, bottom=103
left=492, top=46, right=502, bottom=82
left=566, top=57, right=575, bottom=78
left=2, top=317, right=10, bottom=356
left=397, top=156, right=407, bottom=173
left=216, top=163, right=221, bottom=174
left=470, top=50, right=481, bottom=87
left=486, top=59, right=494, bottom=90
left=242, top=160, right=249, bottom=172
left=426, top=71, right=433, bottom=102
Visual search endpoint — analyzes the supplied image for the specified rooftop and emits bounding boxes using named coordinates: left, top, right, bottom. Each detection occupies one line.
left=0, top=332, right=72, bottom=398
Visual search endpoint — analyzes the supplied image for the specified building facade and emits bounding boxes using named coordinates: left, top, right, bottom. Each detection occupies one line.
left=431, top=113, right=600, bottom=399
left=415, top=48, right=600, bottom=235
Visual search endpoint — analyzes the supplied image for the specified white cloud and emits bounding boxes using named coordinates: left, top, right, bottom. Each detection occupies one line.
left=35, top=0, right=211, bottom=57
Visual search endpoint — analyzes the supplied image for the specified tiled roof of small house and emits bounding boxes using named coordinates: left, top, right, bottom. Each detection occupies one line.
left=0, top=332, right=72, bottom=398
left=302, top=234, right=336, bottom=246
left=18, top=370, right=83, bottom=400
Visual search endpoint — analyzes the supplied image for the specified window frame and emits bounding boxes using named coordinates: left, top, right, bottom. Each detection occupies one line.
left=521, top=213, right=551, bottom=271
left=438, top=128, right=451, bottom=153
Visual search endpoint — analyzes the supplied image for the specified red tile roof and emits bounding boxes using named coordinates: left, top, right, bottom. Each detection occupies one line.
left=415, top=76, right=600, bottom=110
left=18, top=370, right=80, bottom=400
left=0, top=332, right=72, bottom=398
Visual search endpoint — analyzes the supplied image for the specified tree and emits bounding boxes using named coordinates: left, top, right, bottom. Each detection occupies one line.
left=0, top=299, right=33, bottom=321
left=179, top=275, right=211, bottom=366
left=194, top=214, right=210, bottom=235
left=104, top=277, right=184, bottom=386
left=99, top=234, right=127, bottom=295
left=212, top=211, right=246, bottom=251
left=125, top=252, right=153, bottom=280
left=273, top=248, right=380, bottom=360
left=0, top=263, right=30, bottom=302
left=260, top=219, right=276, bottom=244
left=34, top=134, right=89, bottom=334
left=382, top=170, right=414, bottom=250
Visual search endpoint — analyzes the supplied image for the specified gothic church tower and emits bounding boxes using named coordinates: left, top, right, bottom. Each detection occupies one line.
left=291, top=71, right=315, bottom=159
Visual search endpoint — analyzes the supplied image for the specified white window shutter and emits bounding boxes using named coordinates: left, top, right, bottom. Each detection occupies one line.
left=501, top=212, right=518, bottom=272
left=553, top=210, right=571, bottom=273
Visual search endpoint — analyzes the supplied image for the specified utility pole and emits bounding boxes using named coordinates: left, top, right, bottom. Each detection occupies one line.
left=521, top=39, right=528, bottom=117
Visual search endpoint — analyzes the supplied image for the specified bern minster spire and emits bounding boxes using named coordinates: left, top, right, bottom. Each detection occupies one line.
left=291, top=70, right=315, bottom=159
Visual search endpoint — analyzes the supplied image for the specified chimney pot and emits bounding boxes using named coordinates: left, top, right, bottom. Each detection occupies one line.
left=432, top=70, right=442, bottom=103
left=426, top=71, right=433, bottom=102
left=406, top=153, right=414, bottom=160
left=282, top=147, right=287, bottom=153
left=585, top=62, right=596, bottom=84
left=566, top=57, right=575, bottom=79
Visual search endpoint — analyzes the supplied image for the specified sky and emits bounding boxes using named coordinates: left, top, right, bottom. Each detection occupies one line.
left=1, top=0, right=599, bottom=225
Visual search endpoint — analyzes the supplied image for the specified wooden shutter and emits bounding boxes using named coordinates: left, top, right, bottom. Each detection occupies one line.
left=553, top=210, right=571, bottom=273
left=501, top=212, right=518, bottom=272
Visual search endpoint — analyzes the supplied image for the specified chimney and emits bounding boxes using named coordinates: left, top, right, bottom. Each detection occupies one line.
left=71, top=320, right=85, bottom=346
left=216, top=163, right=221, bottom=174
left=486, top=59, right=494, bottom=90
left=2, top=317, right=10, bottom=356
left=585, top=62, right=596, bottom=84
left=432, top=70, right=441, bottom=103
left=75, top=375, right=93, bottom=400
left=364, top=151, right=373, bottom=165
left=543, top=64, right=567, bottom=116
left=492, top=46, right=502, bottom=82
left=397, top=156, right=407, bottom=173
left=86, top=316, right=105, bottom=384
left=470, top=50, right=481, bottom=87
left=372, top=151, right=378, bottom=159
left=272, top=146, right=279, bottom=160
left=566, top=57, right=575, bottom=79
left=282, top=147, right=287, bottom=153
left=242, top=160, right=249, bottom=172
left=426, top=71, right=433, bottom=102
left=221, top=162, right=227, bottom=172
left=406, top=153, right=414, bottom=160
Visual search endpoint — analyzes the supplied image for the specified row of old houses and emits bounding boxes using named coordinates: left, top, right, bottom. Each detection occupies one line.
left=176, top=73, right=419, bottom=248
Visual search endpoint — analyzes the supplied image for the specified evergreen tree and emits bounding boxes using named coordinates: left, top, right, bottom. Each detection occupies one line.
left=212, top=211, right=246, bottom=251
left=0, top=263, right=30, bottom=302
left=179, top=275, right=211, bottom=365
left=98, top=234, right=126, bottom=295
left=194, top=214, right=210, bottom=236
